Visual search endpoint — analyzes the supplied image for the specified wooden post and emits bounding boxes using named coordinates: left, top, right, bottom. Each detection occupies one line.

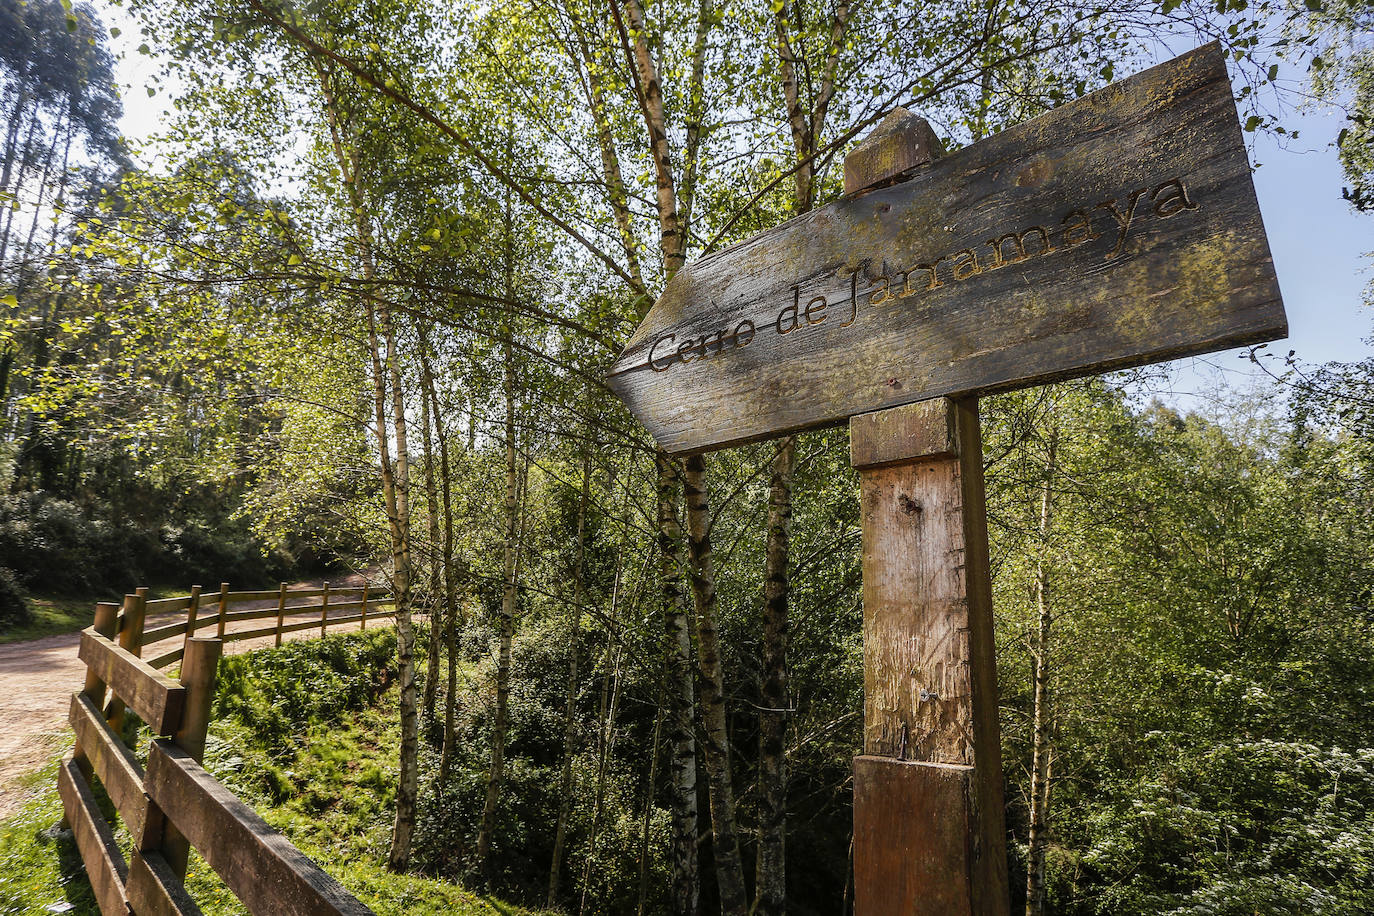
left=275, top=582, right=288, bottom=648
left=320, top=582, right=330, bottom=638
left=73, top=602, right=120, bottom=781
left=359, top=584, right=369, bottom=632
left=845, top=116, right=1009, bottom=915
left=215, top=582, right=229, bottom=640
left=182, top=585, right=203, bottom=657
left=155, top=636, right=223, bottom=878
left=106, top=589, right=148, bottom=734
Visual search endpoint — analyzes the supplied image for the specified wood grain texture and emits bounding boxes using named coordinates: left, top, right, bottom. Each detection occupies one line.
left=80, top=628, right=186, bottom=735
left=58, top=754, right=130, bottom=916
left=607, top=42, right=1286, bottom=454
left=853, top=398, right=1008, bottom=911
left=954, top=399, right=1010, bottom=914
left=129, top=851, right=205, bottom=916
left=852, top=757, right=975, bottom=916
left=69, top=693, right=146, bottom=835
left=145, top=648, right=185, bottom=671
left=844, top=108, right=943, bottom=194
left=145, top=741, right=374, bottom=916
left=851, top=397, right=959, bottom=468
left=144, top=596, right=194, bottom=613
left=858, top=453, right=973, bottom=761
left=143, top=621, right=191, bottom=644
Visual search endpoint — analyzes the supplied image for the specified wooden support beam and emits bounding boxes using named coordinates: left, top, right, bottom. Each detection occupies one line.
left=320, top=582, right=331, bottom=638
left=107, top=589, right=148, bottom=733
left=275, top=582, right=288, bottom=648
left=849, top=397, right=1008, bottom=914
left=842, top=110, right=1008, bottom=916
left=129, top=851, right=205, bottom=916
left=69, top=693, right=146, bottom=835
left=57, top=754, right=130, bottom=916
left=182, top=585, right=202, bottom=660
left=80, top=628, right=186, bottom=736
left=145, top=740, right=373, bottom=916
left=215, top=583, right=229, bottom=640
left=157, top=637, right=222, bottom=878
left=76, top=601, right=120, bottom=781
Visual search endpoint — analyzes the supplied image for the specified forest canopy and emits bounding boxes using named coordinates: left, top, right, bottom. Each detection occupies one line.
left=2, top=0, right=1373, bottom=912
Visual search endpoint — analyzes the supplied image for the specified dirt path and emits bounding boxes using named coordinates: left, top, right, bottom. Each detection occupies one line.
left=0, top=575, right=390, bottom=820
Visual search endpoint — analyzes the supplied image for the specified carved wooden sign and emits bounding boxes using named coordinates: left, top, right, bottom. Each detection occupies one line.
left=606, top=42, right=1287, bottom=455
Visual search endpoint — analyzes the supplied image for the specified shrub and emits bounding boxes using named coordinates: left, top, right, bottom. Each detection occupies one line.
left=0, top=567, right=30, bottom=629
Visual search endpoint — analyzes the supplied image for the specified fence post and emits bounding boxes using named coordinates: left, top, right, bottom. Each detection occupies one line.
left=182, top=584, right=202, bottom=659
left=360, top=584, right=369, bottom=632
left=320, top=582, right=330, bottom=638
left=72, top=602, right=120, bottom=785
left=215, top=582, right=229, bottom=640
left=156, top=636, right=223, bottom=878
left=106, top=588, right=148, bottom=733
left=275, top=582, right=288, bottom=648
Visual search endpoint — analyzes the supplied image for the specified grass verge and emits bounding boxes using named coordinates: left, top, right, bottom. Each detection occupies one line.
left=0, top=630, right=541, bottom=916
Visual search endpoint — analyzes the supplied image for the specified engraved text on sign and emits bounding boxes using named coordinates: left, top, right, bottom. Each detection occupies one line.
left=606, top=43, right=1287, bottom=455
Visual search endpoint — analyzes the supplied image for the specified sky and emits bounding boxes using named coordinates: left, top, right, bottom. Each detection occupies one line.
left=94, top=3, right=1374, bottom=403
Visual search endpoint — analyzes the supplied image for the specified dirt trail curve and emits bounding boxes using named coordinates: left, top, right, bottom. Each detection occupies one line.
left=0, top=574, right=387, bottom=820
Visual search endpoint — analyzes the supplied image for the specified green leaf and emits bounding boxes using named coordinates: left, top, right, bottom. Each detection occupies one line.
left=1, top=294, right=17, bottom=307
left=1244, top=115, right=1261, bottom=132
left=288, top=254, right=303, bottom=266
left=109, top=26, right=120, bottom=38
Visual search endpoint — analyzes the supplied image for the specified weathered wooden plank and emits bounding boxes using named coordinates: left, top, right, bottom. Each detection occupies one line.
left=128, top=851, right=205, bottom=916
left=843, top=110, right=944, bottom=195
left=221, top=607, right=292, bottom=625
left=859, top=445, right=974, bottom=760
left=607, top=43, right=1286, bottom=454
left=223, top=589, right=291, bottom=603
left=79, top=628, right=186, bottom=735
left=145, top=741, right=374, bottom=916
left=69, top=693, right=146, bottom=833
left=852, top=398, right=1007, bottom=911
left=223, top=624, right=285, bottom=643
left=144, top=596, right=194, bottom=613
left=278, top=617, right=329, bottom=636
left=851, top=398, right=959, bottom=468
left=189, top=613, right=221, bottom=634
left=853, top=757, right=976, bottom=915
left=275, top=587, right=328, bottom=600
left=143, top=621, right=191, bottom=644
left=57, top=754, right=130, bottom=916
left=145, top=647, right=185, bottom=671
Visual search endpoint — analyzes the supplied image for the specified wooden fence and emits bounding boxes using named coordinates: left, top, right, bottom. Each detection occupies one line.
left=60, top=583, right=395, bottom=916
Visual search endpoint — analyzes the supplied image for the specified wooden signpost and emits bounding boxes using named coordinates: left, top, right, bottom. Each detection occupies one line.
left=608, top=42, right=1286, bottom=914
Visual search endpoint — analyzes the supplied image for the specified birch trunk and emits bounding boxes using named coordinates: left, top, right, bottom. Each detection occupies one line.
left=755, top=437, right=794, bottom=916
left=477, top=334, right=520, bottom=883
left=314, top=64, right=417, bottom=872
left=417, top=338, right=461, bottom=787
left=683, top=453, right=748, bottom=916
left=548, top=449, right=592, bottom=905
left=1025, top=423, right=1059, bottom=916
left=419, top=348, right=442, bottom=728
left=658, top=452, right=700, bottom=916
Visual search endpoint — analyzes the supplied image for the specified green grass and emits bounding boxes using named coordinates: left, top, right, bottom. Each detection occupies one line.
left=0, top=633, right=541, bottom=916
left=0, top=753, right=97, bottom=916
left=1, top=586, right=185, bottom=644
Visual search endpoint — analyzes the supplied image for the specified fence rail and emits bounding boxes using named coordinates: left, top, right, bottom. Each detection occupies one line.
left=60, top=583, right=394, bottom=916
